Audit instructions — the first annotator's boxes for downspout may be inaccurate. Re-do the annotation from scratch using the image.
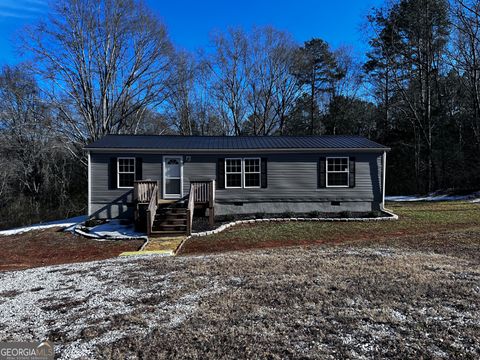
[87,151,91,216]
[382,151,387,210]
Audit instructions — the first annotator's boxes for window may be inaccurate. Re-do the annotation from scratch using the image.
[326,157,349,187]
[225,158,262,189]
[225,158,242,188]
[164,157,182,197]
[118,157,135,188]
[244,158,260,188]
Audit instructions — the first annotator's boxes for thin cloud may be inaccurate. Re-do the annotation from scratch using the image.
[0,9,37,19]
[0,0,47,19]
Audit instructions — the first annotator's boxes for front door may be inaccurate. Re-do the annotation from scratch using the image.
[163,156,183,199]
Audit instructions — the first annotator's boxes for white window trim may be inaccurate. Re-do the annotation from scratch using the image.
[225,158,243,189]
[243,157,261,189]
[117,157,136,189]
[163,156,183,199]
[326,156,349,188]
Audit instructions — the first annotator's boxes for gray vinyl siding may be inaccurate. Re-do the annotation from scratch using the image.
[90,153,162,218]
[181,153,382,203]
[89,151,384,218]
[182,155,217,195]
[213,153,381,203]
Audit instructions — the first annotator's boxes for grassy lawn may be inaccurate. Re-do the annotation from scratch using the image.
[179,201,480,254]
[0,228,144,271]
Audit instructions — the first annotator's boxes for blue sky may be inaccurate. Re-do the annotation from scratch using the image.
[0,0,383,65]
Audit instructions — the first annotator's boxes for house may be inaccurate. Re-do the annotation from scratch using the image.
[85,135,390,235]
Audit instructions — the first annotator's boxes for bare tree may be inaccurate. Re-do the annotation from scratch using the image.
[333,46,364,99]
[22,0,174,160]
[326,46,365,135]
[0,65,86,229]
[245,27,299,135]
[206,28,250,135]
[274,46,302,135]
[0,65,51,198]
[164,51,197,135]
[366,0,450,192]
[205,27,300,136]
[450,0,480,146]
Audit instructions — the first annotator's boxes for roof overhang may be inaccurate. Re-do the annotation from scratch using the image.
[85,147,391,153]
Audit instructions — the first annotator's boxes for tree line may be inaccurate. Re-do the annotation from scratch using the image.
[0,0,479,229]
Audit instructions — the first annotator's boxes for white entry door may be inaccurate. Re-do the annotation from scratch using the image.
[163,156,183,199]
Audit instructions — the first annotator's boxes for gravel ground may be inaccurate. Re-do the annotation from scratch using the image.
[0,229,479,359]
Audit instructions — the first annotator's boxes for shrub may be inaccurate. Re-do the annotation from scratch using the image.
[339,211,352,218]
[368,210,382,218]
[281,211,295,218]
[223,214,235,222]
[308,210,322,218]
[254,212,266,219]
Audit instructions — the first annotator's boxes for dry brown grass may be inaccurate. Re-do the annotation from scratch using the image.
[94,230,480,359]
[0,202,479,358]
[179,201,480,254]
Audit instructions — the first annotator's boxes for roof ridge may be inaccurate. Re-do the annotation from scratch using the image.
[103,134,367,138]
[85,134,390,150]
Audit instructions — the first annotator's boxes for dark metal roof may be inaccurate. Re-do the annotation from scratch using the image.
[85,135,389,151]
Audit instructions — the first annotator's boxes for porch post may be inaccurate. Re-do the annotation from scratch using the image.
[87,151,91,216]
[208,179,215,226]
[382,151,387,210]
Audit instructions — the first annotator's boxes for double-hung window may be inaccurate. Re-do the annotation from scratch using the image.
[118,157,135,188]
[326,157,349,187]
[244,158,260,188]
[225,158,242,188]
[225,158,261,188]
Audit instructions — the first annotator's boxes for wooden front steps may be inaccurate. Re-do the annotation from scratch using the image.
[151,203,188,236]
[134,179,216,237]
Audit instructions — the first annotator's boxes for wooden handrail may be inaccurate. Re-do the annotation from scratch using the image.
[187,180,216,232]
[134,180,158,203]
[146,184,158,236]
[190,181,215,203]
[186,183,195,235]
[136,179,214,235]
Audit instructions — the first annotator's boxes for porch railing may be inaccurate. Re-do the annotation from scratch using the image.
[134,179,215,236]
[145,183,159,236]
[186,180,215,235]
[134,180,159,203]
[134,180,160,235]
[191,180,215,207]
[186,185,195,235]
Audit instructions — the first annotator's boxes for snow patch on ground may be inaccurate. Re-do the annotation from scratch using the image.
[71,220,147,240]
[386,192,480,202]
[0,216,87,236]
[0,216,146,241]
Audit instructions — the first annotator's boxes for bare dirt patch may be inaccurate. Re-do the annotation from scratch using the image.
[0,228,144,271]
